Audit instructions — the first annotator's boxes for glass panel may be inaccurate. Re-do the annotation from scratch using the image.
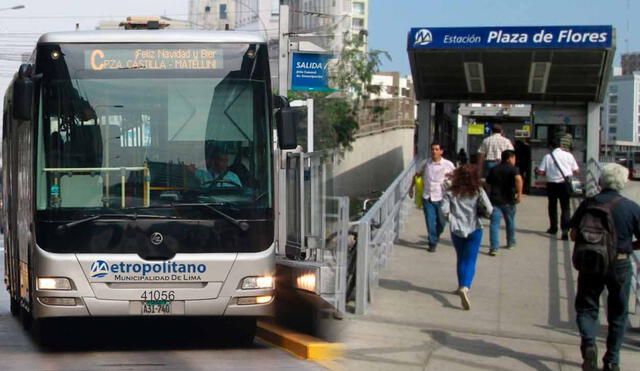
[36,43,272,216]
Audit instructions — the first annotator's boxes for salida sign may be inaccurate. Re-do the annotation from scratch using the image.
[291,52,337,92]
[409,25,613,50]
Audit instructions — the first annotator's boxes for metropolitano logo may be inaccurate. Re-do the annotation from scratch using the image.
[90,260,109,278]
[414,29,433,46]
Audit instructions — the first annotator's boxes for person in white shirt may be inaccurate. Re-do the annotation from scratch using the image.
[409,142,456,252]
[478,125,514,178]
[536,140,579,240]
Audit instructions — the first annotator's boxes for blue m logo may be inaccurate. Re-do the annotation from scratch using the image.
[90,260,109,278]
[414,29,433,46]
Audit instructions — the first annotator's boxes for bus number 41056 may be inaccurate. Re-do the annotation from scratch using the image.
[141,290,175,301]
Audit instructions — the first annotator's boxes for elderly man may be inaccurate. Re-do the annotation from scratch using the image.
[478,125,514,178]
[570,164,640,371]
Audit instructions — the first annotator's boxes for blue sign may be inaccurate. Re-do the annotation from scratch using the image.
[291,53,337,92]
[408,26,613,50]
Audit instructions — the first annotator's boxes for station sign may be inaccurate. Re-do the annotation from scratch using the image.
[467,123,485,135]
[291,52,338,92]
[409,25,613,50]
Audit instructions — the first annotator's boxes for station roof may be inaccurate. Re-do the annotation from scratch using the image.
[408,26,615,103]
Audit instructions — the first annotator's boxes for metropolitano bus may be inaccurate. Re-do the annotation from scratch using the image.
[2,28,297,342]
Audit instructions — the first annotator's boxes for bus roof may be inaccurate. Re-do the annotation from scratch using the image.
[37,30,267,45]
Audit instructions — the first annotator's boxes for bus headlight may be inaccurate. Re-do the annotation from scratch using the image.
[37,277,72,290]
[241,276,274,290]
[237,295,273,305]
[38,297,78,306]
[295,271,317,293]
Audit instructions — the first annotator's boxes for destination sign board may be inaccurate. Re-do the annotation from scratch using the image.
[84,48,223,71]
[409,25,613,50]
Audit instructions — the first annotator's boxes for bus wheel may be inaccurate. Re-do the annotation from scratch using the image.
[9,296,19,316]
[226,318,257,346]
[19,305,32,330]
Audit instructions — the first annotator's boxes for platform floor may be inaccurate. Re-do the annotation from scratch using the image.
[331,183,640,370]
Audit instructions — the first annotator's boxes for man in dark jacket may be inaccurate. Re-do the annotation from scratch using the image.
[570,163,640,371]
[486,150,523,256]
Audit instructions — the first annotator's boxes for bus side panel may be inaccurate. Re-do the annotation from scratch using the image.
[16,115,34,306]
[3,91,22,304]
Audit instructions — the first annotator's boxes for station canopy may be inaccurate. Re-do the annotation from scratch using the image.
[408,25,615,103]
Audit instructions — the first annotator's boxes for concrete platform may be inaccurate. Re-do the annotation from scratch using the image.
[331,184,640,370]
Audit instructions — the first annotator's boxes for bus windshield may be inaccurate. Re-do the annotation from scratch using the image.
[35,43,272,217]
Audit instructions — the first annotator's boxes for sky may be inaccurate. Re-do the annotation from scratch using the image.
[0,0,189,32]
[368,0,639,76]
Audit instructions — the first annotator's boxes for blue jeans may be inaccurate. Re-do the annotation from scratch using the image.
[451,229,483,288]
[423,198,445,247]
[484,160,499,178]
[576,259,632,365]
[489,204,516,250]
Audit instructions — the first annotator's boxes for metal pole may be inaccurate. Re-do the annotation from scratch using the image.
[278,4,290,95]
[355,220,370,315]
[307,98,314,152]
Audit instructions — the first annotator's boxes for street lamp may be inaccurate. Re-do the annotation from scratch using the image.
[0,5,25,11]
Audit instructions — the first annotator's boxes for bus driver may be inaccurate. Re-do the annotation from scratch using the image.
[188,149,242,189]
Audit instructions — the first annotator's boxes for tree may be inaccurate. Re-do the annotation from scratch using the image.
[287,33,391,153]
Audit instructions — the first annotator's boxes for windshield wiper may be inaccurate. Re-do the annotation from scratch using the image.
[170,202,249,232]
[56,213,178,233]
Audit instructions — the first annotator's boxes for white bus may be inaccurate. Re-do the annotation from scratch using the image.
[2,28,297,343]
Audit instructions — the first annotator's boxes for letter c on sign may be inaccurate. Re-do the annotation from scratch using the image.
[90,49,105,70]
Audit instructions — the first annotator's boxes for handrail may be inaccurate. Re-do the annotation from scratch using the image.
[43,166,150,207]
[354,158,417,314]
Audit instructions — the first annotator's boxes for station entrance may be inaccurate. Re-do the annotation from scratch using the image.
[407,25,615,190]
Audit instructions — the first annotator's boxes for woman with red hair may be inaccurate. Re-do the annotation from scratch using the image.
[441,165,492,310]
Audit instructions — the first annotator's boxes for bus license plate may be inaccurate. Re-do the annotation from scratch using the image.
[141,301,172,315]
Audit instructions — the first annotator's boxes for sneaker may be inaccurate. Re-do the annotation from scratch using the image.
[488,249,498,256]
[546,228,558,234]
[602,363,619,371]
[505,244,516,250]
[581,346,598,371]
[459,287,471,310]
[560,233,569,241]
[427,246,436,252]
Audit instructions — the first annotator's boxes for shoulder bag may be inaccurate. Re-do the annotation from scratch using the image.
[550,152,579,196]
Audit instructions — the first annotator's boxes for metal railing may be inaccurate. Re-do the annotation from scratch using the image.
[281,150,351,312]
[353,158,417,314]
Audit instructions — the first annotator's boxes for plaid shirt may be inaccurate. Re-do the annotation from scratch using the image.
[478,133,514,161]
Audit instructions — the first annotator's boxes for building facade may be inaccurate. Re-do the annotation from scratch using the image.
[602,72,640,144]
[621,52,640,75]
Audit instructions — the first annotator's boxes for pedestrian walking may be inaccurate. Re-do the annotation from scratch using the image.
[441,165,493,310]
[536,139,579,240]
[457,148,468,166]
[569,163,640,371]
[485,150,523,256]
[514,139,531,193]
[409,142,456,252]
[477,124,514,178]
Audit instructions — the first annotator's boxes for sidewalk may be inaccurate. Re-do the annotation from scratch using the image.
[330,192,640,370]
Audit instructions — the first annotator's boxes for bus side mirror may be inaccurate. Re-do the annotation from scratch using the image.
[276,107,298,150]
[12,64,34,121]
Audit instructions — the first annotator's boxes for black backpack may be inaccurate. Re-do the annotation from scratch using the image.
[572,197,622,275]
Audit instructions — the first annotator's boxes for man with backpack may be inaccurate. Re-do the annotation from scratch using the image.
[570,163,640,371]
